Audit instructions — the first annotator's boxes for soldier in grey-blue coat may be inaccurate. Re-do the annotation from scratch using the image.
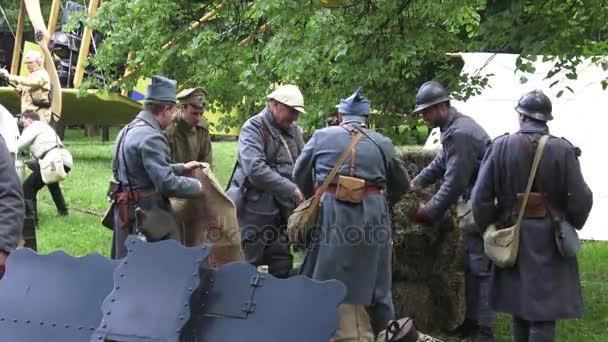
[110,76,204,259]
[226,85,306,279]
[0,134,24,278]
[293,88,409,338]
[471,90,593,342]
[409,81,495,342]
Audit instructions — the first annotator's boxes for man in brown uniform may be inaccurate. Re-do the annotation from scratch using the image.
[0,51,52,124]
[165,87,213,167]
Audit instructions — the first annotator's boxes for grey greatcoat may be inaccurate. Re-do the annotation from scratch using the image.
[226,107,304,276]
[0,134,24,254]
[111,111,202,259]
[471,120,593,321]
[293,120,409,333]
[412,107,493,326]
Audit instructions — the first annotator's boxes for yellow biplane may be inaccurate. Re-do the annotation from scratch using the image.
[0,0,239,135]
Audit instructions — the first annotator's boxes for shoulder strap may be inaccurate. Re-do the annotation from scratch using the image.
[277,134,294,163]
[114,119,150,185]
[224,117,272,191]
[317,131,364,194]
[260,115,291,165]
[260,116,271,154]
[351,125,388,174]
[515,135,550,226]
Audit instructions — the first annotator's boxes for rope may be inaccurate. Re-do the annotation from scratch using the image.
[39,199,104,218]
[0,4,25,57]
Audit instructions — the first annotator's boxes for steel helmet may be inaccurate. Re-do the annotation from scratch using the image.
[267,84,306,114]
[412,80,451,113]
[515,89,553,121]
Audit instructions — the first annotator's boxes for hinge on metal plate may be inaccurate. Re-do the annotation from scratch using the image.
[250,274,265,288]
[241,301,256,314]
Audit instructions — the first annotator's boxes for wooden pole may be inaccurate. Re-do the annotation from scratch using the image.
[73,0,100,87]
[48,0,61,36]
[121,51,134,97]
[239,23,270,46]
[10,0,26,75]
[118,3,225,83]
[161,4,224,51]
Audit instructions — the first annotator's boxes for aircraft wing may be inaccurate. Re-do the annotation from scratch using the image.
[0,87,140,126]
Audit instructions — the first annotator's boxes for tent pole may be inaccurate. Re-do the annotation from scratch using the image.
[10,0,26,75]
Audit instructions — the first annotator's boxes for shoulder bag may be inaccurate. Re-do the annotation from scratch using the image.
[287,130,363,245]
[483,135,549,268]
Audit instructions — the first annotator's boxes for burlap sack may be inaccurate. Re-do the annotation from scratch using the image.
[171,167,244,267]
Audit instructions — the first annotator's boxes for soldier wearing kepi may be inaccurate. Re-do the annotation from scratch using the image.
[226,84,306,279]
[472,90,593,342]
[109,76,204,259]
[165,87,213,167]
[293,87,410,340]
[409,80,495,341]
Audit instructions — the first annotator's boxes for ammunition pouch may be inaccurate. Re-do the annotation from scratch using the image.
[516,192,547,218]
[335,175,366,204]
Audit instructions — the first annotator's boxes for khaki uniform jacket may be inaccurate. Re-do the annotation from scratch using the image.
[165,113,213,167]
[9,68,52,123]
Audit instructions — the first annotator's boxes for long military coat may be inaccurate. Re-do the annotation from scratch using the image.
[413,108,491,275]
[471,120,593,321]
[0,135,24,254]
[292,120,409,333]
[111,111,202,258]
[226,107,304,226]
[164,113,213,166]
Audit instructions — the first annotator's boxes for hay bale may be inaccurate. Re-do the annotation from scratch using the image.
[429,272,466,332]
[433,221,465,274]
[399,147,437,178]
[392,275,466,337]
[392,281,434,332]
[391,188,458,282]
[390,148,466,339]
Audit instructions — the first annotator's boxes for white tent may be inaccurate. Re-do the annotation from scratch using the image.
[424,52,608,241]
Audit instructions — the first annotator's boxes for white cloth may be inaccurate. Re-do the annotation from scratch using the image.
[0,105,20,155]
[17,121,73,168]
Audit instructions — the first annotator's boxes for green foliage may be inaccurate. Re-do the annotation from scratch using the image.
[85,0,485,138]
[79,0,608,138]
[472,0,608,95]
[0,0,49,33]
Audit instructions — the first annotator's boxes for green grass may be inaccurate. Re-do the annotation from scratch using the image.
[32,128,608,341]
[35,128,238,257]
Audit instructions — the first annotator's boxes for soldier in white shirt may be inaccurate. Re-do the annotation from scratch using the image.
[0,104,20,159]
[17,110,72,228]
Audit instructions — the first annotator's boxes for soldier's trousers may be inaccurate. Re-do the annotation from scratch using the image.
[512,317,555,342]
[331,304,375,342]
[22,161,70,217]
[464,232,496,329]
[239,210,292,279]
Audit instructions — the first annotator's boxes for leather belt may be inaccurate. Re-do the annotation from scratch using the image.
[116,187,159,203]
[316,184,383,196]
[516,192,548,219]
